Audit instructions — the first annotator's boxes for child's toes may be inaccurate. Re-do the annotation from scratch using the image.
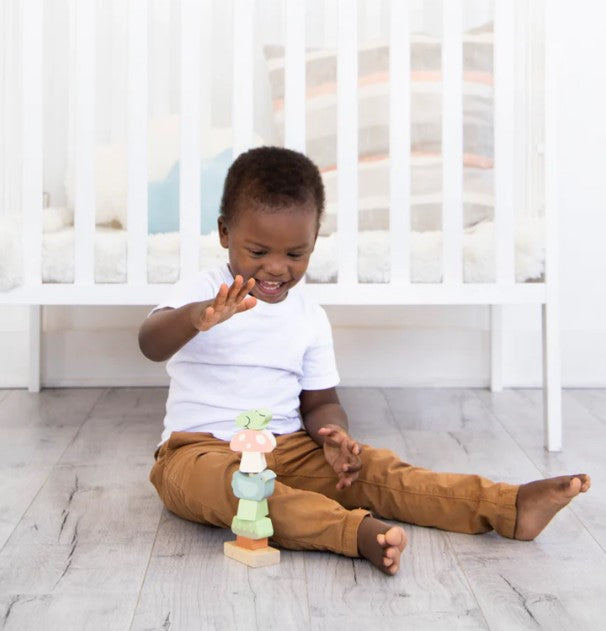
[579,474,591,492]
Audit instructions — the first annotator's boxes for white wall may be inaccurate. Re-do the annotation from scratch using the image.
[1,1,605,389]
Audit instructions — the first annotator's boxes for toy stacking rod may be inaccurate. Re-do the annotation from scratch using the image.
[224,409,280,567]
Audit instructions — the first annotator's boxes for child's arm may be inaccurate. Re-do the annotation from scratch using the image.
[300,387,362,489]
[138,275,256,362]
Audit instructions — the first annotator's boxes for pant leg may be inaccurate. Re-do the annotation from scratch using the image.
[274,431,519,538]
[150,431,369,557]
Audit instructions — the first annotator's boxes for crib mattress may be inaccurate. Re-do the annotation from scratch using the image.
[0,218,544,290]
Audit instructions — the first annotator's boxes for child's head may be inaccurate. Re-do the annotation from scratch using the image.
[219,146,325,228]
[218,146,325,303]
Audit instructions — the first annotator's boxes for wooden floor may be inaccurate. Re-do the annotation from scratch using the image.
[0,387,605,630]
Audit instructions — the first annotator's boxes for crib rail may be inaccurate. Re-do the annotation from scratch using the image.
[441,0,464,285]
[8,0,547,306]
[21,0,43,292]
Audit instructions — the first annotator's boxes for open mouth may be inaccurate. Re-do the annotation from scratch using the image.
[256,279,286,296]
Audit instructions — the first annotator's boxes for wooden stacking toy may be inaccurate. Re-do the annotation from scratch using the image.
[223,409,281,567]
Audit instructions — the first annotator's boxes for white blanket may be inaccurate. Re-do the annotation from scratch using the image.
[0,211,544,290]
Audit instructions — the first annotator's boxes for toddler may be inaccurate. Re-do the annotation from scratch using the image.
[139,146,590,575]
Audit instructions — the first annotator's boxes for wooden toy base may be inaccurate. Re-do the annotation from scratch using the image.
[223,540,280,568]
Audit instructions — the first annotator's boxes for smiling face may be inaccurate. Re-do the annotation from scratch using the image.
[218,201,318,303]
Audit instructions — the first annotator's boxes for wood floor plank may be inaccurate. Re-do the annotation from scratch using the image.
[448,527,606,631]
[0,389,104,550]
[475,388,606,551]
[130,510,310,630]
[0,388,164,631]
[130,385,311,630]
[301,526,489,630]
[2,387,605,631]
[567,389,606,426]
[0,592,136,631]
[383,388,606,631]
[300,388,489,629]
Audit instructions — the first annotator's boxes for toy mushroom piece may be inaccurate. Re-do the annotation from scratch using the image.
[235,408,272,430]
[230,429,277,473]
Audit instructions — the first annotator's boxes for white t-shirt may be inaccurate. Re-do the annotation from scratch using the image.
[153,263,339,444]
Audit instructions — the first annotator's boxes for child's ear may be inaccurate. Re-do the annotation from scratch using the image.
[218,217,229,249]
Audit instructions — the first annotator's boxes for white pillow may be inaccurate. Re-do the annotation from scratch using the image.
[64,118,250,228]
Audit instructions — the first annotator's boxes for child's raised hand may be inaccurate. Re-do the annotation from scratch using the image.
[318,424,362,490]
[193,275,257,331]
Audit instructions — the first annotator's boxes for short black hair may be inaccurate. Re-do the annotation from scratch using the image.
[220,146,325,225]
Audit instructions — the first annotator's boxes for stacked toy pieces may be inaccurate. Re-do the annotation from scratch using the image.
[223,409,281,567]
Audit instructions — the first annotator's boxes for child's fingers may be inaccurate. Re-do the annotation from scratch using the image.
[345,438,361,456]
[336,470,359,490]
[341,438,361,460]
[213,283,229,309]
[318,425,346,442]
[235,296,257,313]
[343,459,362,473]
[234,277,255,303]
[225,275,244,305]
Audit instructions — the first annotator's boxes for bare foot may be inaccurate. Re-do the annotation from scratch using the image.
[357,516,407,575]
[514,474,591,540]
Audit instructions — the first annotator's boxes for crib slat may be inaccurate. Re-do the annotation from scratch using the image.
[150,1,171,117]
[323,0,338,46]
[543,2,562,451]
[336,0,358,285]
[200,1,213,132]
[21,0,43,287]
[232,0,255,158]
[284,0,306,152]
[389,0,410,284]
[180,0,201,278]
[494,0,516,285]
[73,0,96,285]
[127,0,148,286]
[441,0,463,285]
[363,0,382,42]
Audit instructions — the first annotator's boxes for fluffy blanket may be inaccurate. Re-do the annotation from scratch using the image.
[0,209,544,290]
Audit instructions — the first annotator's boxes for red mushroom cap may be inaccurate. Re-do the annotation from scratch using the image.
[229,429,275,453]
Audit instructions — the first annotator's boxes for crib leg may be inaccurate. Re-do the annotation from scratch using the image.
[28,305,41,393]
[490,305,503,392]
[542,299,562,451]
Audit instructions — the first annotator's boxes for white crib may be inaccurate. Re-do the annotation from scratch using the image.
[0,0,562,450]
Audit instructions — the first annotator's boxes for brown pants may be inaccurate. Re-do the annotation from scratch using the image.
[150,430,518,557]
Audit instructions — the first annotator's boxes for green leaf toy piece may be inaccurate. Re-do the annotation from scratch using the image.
[235,408,272,430]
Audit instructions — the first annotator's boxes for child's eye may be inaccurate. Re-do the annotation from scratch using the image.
[249,250,266,257]
[288,252,304,259]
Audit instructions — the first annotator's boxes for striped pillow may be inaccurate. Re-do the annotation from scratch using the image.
[263,25,495,234]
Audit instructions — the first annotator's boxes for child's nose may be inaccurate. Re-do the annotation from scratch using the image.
[264,256,288,276]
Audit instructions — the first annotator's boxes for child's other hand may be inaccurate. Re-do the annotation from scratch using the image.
[193,275,257,331]
[318,424,362,490]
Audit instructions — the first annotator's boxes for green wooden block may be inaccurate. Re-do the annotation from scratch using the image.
[232,470,276,500]
[236,499,269,521]
[231,516,274,539]
[235,409,272,430]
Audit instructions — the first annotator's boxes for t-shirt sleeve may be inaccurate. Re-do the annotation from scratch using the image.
[300,305,340,391]
[149,270,218,316]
